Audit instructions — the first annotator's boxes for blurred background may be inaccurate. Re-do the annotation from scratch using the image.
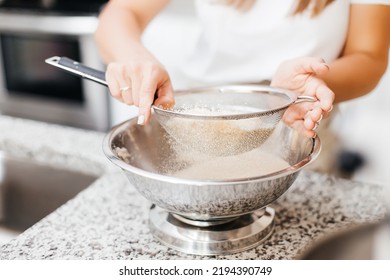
[0,0,389,187]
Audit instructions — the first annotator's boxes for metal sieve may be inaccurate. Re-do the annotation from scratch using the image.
[152,85,316,156]
[45,57,316,157]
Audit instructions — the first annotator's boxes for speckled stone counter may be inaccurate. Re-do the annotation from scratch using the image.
[0,115,388,260]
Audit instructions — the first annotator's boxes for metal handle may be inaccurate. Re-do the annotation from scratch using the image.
[294,95,317,104]
[45,56,161,102]
[45,56,108,86]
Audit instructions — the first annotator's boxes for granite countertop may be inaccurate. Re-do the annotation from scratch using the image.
[0,115,388,260]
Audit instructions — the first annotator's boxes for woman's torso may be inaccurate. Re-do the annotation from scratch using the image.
[179,0,351,85]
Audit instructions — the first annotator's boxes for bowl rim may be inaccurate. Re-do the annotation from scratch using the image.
[102,118,321,185]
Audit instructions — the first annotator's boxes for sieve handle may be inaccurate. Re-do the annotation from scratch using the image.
[294,95,317,104]
[45,56,108,86]
[45,56,159,101]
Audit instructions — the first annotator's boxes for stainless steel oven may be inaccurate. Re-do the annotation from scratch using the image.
[0,1,109,131]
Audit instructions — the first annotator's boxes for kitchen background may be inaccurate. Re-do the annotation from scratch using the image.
[0,0,389,187]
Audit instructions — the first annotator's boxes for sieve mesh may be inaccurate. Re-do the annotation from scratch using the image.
[156,112,279,157]
[153,85,299,157]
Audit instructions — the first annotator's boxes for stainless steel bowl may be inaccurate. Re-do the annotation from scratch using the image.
[103,116,321,221]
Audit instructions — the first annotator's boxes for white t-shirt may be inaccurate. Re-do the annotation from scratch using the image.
[171,0,389,86]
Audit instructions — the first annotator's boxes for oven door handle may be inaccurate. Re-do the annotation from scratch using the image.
[45,56,108,86]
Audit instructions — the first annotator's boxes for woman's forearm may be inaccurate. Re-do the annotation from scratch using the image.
[322,52,388,103]
[95,0,170,63]
[324,4,390,103]
[95,5,146,63]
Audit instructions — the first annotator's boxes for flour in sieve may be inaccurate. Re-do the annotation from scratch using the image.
[172,105,247,116]
[160,106,275,157]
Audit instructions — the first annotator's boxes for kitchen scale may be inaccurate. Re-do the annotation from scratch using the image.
[149,205,275,255]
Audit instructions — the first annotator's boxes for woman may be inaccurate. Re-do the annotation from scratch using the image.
[95,0,389,138]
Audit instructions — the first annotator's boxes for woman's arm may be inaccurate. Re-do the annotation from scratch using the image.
[321,4,390,103]
[95,0,170,62]
[95,0,174,125]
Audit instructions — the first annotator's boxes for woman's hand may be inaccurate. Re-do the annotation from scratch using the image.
[271,57,335,138]
[105,54,175,125]
[95,0,174,125]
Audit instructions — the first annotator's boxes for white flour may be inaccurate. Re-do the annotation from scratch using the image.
[172,148,290,180]
[159,105,275,157]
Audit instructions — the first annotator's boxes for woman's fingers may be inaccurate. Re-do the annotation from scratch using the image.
[315,83,335,112]
[105,63,122,102]
[129,65,141,106]
[272,56,335,138]
[290,120,317,138]
[106,62,134,105]
[296,57,329,76]
[283,102,324,138]
[105,60,175,125]
[154,81,175,109]
[137,66,158,125]
[119,66,133,105]
[137,64,174,125]
[282,101,315,125]
[303,106,322,130]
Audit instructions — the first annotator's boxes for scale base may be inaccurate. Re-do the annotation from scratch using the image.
[149,205,275,255]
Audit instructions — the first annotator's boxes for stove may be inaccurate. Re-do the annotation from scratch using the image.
[0,0,106,15]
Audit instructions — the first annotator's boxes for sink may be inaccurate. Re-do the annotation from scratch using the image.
[0,152,98,244]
